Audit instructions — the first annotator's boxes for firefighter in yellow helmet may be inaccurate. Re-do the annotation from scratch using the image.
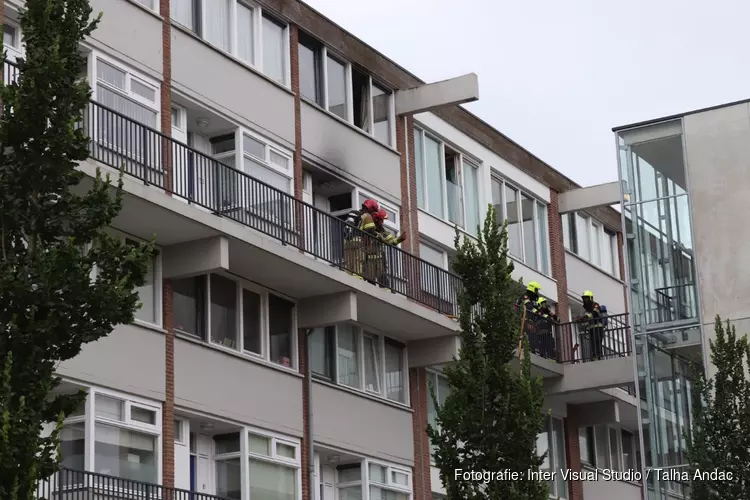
[516,281,542,312]
[579,290,604,360]
[532,296,559,359]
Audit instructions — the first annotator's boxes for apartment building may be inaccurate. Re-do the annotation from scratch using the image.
[609,98,750,500]
[3,0,651,499]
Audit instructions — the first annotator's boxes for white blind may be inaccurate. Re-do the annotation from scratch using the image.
[249,459,296,500]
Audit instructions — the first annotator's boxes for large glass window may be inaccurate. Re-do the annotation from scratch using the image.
[211,273,238,349]
[505,184,522,258]
[298,34,323,105]
[337,325,360,388]
[384,339,405,403]
[426,372,451,458]
[125,238,160,326]
[170,1,289,85]
[521,193,537,269]
[335,461,410,500]
[414,128,481,233]
[372,83,391,145]
[269,294,295,367]
[173,276,207,339]
[326,55,348,120]
[538,417,567,498]
[309,326,335,379]
[564,212,620,277]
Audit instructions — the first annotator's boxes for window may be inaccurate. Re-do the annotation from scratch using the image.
[214,432,242,500]
[414,128,481,235]
[326,55,348,120]
[171,274,297,368]
[426,371,451,459]
[418,242,452,299]
[93,54,159,161]
[125,238,161,326]
[580,425,641,475]
[61,389,161,485]
[538,417,567,499]
[315,324,408,404]
[298,34,323,105]
[491,176,550,275]
[170,0,289,85]
[3,23,23,61]
[335,460,411,500]
[564,212,620,276]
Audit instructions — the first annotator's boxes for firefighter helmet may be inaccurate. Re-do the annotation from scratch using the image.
[362,199,379,213]
[582,290,594,299]
[536,296,547,306]
[373,209,387,225]
[527,281,541,293]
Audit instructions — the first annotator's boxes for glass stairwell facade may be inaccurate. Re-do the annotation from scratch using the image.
[616,119,703,500]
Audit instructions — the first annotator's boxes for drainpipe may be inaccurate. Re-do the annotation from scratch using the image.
[305,328,315,500]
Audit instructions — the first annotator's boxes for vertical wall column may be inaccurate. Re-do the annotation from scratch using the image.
[396,115,420,255]
[159,0,175,488]
[563,409,584,500]
[290,25,303,201]
[162,279,176,488]
[298,330,312,500]
[548,190,571,357]
[409,368,432,500]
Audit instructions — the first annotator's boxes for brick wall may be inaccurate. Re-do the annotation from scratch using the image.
[290,25,303,201]
[160,0,172,194]
[548,190,571,362]
[396,115,420,255]
[563,411,584,500]
[162,279,175,488]
[409,368,432,500]
[298,330,311,500]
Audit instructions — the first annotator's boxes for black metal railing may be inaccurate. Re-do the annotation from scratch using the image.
[520,314,558,361]
[654,283,697,323]
[2,58,464,316]
[38,467,231,500]
[557,313,631,363]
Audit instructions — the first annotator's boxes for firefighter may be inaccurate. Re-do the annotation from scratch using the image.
[366,209,407,290]
[533,296,559,359]
[580,290,605,360]
[343,199,380,277]
[516,282,542,312]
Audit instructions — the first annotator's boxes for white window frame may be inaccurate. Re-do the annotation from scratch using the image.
[173,272,299,371]
[490,175,551,276]
[418,242,453,300]
[413,126,483,234]
[91,51,161,123]
[583,425,641,475]
[333,458,413,500]
[3,20,24,61]
[312,324,410,406]
[237,127,294,191]
[541,416,567,500]
[61,385,163,485]
[565,212,620,277]
[426,370,451,463]
[132,0,158,11]
[170,0,290,87]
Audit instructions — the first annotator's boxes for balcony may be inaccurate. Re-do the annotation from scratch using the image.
[38,468,230,500]
[2,59,462,318]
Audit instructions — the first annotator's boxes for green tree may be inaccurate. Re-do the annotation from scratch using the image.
[428,205,548,500]
[0,2,153,499]
[686,316,750,499]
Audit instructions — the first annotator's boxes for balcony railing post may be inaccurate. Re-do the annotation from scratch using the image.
[436,267,444,314]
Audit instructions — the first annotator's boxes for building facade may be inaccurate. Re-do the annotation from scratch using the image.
[3,0,654,499]
[614,98,750,500]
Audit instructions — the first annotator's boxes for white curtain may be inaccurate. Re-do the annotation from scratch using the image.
[262,16,285,83]
[204,0,231,52]
[363,335,380,393]
[171,0,194,30]
[237,3,254,63]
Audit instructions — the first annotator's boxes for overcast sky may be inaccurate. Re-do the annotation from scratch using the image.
[304,0,750,187]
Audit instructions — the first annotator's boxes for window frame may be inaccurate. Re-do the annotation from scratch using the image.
[61,385,163,485]
[426,370,451,463]
[414,126,484,235]
[581,424,642,478]
[3,20,24,61]
[91,51,161,123]
[172,272,299,371]
[310,324,409,406]
[170,0,291,87]
[333,458,412,500]
[541,416,568,499]
[490,174,551,275]
[564,212,620,277]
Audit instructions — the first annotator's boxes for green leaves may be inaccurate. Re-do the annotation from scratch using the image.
[0,2,150,499]
[429,205,548,500]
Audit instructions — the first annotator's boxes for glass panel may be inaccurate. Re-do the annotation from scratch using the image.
[237,3,254,64]
[327,56,347,119]
[299,40,321,104]
[576,214,590,260]
[310,326,333,378]
[276,442,296,459]
[491,177,503,217]
[248,433,270,455]
[562,213,571,250]
[363,335,380,393]
[444,151,461,225]
[3,25,17,48]
[621,430,635,470]
[521,194,537,268]
[210,274,238,349]
[385,340,404,402]
[462,160,479,235]
[591,222,602,266]
[609,427,621,471]
[552,418,567,496]
[603,230,615,274]
[97,60,127,90]
[339,487,362,500]
[594,425,609,468]
[368,463,387,483]
[171,0,194,30]
[216,458,242,500]
[415,130,425,209]
[337,325,359,388]
[174,419,182,442]
[131,406,156,425]
[270,150,289,170]
[60,423,86,472]
[130,79,156,103]
[95,395,124,421]
[243,134,266,159]
[372,84,391,145]
[242,289,262,354]
[579,427,593,464]
[337,464,361,483]
[94,423,157,483]
[215,432,241,454]
[537,418,550,472]
[369,487,407,500]
[203,0,231,51]
[173,276,206,338]
[262,16,285,84]
[424,135,444,219]
[134,254,156,323]
[504,185,522,258]
[537,202,549,275]
[269,295,294,367]
[392,471,409,487]
[249,459,297,500]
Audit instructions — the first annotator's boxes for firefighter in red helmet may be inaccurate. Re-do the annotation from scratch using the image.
[363,209,406,291]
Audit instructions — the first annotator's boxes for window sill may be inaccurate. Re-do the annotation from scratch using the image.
[300,96,400,156]
[170,21,294,98]
[132,319,167,334]
[125,0,163,21]
[312,377,412,412]
[564,249,624,283]
[175,331,303,378]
